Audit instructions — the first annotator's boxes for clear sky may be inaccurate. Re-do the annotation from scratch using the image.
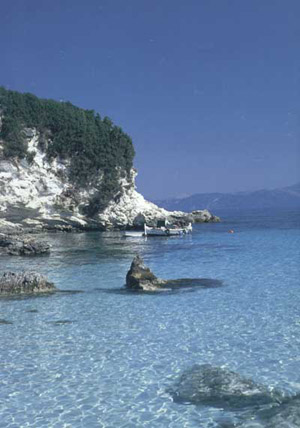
[1,0,299,199]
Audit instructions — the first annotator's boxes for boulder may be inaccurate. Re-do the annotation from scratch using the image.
[8,239,50,255]
[0,233,50,255]
[0,271,56,295]
[168,364,284,410]
[125,256,223,292]
[126,255,164,291]
[191,210,220,223]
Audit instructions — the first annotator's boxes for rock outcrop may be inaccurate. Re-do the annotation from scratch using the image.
[0,233,50,255]
[0,130,218,231]
[0,271,56,295]
[0,219,23,235]
[125,256,223,292]
[190,210,220,223]
[126,255,164,291]
[168,364,284,409]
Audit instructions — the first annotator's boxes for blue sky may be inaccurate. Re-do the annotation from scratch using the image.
[1,0,299,199]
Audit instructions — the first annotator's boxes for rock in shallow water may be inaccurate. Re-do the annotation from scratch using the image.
[0,233,50,256]
[222,394,300,427]
[257,395,300,428]
[7,239,50,256]
[169,364,284,410]
[0,272,56,295]
[125,256,223,292]
[125,255,164,291]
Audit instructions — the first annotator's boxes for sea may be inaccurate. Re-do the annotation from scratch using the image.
[0,209,299,427]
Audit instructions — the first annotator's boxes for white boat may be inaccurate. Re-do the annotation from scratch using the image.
[144,222,192,237]
[124,231,144,238]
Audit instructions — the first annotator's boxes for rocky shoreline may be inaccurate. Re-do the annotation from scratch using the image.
[0,130,220,233]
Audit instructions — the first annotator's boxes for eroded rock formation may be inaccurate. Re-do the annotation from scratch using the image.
[126,255,164,291]
[125,256,223,292]
[0,271,56,295]
[0,130,218,231]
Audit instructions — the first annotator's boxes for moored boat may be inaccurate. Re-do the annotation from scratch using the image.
[124,231,144,238]
[144,222,192,236]
[124,220,192,237]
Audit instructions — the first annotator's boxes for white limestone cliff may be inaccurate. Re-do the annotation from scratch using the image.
[97,169,194,229]
[0,129,218,232]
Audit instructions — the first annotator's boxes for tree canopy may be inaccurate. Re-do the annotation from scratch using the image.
[0,87,135,213]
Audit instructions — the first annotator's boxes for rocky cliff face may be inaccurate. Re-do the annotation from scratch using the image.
[0,129,218,232]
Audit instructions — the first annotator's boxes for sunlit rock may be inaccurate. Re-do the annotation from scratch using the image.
[0,132,218,231]
[126,255,164,291]
[191,210,220,223]
[0,272,56,295]
[125,256,223,292]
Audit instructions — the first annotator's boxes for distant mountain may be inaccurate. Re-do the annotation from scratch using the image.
[154,183,300,213]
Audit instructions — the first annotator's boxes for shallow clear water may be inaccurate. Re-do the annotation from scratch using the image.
[0,209,299,427]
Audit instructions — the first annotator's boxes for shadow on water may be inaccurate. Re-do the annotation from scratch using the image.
[94,278,224,296]
[56,289,84,294]
[0,289,84,301]
[0,319,13,325]
[47,320,75,325]
[162,278,223,289]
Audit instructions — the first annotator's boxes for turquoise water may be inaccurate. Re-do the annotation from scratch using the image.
[0,210,299,427]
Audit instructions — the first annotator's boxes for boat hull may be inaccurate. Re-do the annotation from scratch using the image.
[144,223,192,236]
[124,231,144,238]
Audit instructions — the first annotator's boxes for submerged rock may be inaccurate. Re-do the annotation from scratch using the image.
[50,320,74,325]
[257,394,300,428]
[222,394,300,427]
[0,319,13,325]
[125,256,223,292]
[0,233,50,256]
[0,272,56,295]
[169,364,284,410]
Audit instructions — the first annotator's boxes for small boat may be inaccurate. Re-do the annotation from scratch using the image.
[144,222,192,237]
[124,231,144,238]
